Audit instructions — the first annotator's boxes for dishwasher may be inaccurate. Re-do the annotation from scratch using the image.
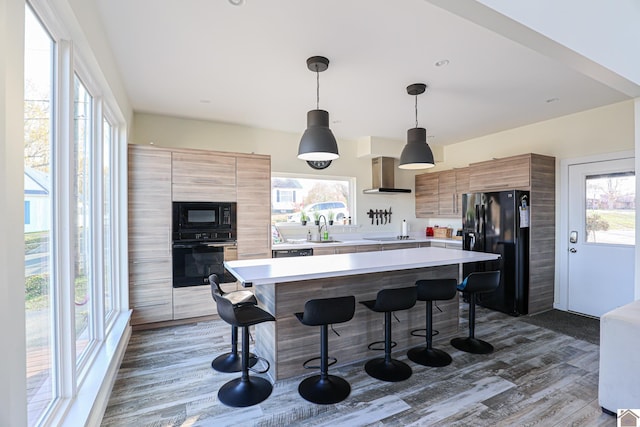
[272,248,314,258]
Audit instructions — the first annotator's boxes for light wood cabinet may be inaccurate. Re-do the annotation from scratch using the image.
[382,243,419,251]
[128,146,173,325]
[171,150,237,201]
[236,156,271,260]
[415,173,438,217]
[312,246,336,256]
[416,167,470,218]
[468,154,531,192]
[173,281,237,320]
[356,244,381,252]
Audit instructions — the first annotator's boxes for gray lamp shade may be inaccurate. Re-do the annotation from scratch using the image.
[298,109,339,161]
[399,127,435,169]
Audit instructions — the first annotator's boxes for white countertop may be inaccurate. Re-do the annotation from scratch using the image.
[225,246,499,287]
[271,236,462,251]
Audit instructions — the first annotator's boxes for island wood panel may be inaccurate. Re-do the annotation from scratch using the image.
[236,156,271,260]
[527,154,556,314]
[171,151,237,201]
[468,154,531,192]
[254,264,459,380]
[437,170,456,216]
[415,173,438,217]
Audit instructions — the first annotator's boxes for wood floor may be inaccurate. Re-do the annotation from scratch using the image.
[101,305,615,426]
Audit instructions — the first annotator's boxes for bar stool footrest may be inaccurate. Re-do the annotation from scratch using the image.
[248,355,271,374]
[211,352,258,373]
[302,355,337,370]
[367,340,397,351]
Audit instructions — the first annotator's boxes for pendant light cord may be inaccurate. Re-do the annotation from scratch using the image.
[316,67,320,110]
[414,94,418,128]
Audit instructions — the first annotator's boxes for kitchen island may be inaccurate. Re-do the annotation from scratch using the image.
[225,246,499,380]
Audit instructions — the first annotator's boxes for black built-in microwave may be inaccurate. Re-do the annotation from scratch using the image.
[172,201,236,242]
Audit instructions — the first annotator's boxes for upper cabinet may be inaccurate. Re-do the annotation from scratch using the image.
[468,154,531,192]
[415,167,470,218]
[171,150,237,201]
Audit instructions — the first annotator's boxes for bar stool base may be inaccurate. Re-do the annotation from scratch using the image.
[218,377,273,407]
[450,337,494,354]
[211,352,257,373]
[298,375,351,404]
[407,346,452,367]
[364,358,412,382]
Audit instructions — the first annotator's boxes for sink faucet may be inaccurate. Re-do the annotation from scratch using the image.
[318,215,328,240]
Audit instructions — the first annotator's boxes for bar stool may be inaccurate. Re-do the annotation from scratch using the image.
[295,295,356,404]
[450,271,501,354]
[360,286,417,382]
[209,274,258,373]
[213,292,275,407]
[407,278,458,367]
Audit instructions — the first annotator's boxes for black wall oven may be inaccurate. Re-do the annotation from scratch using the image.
[172,202,237,287]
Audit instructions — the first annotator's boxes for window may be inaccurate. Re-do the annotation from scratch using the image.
[23,3,125,425]
[271,174,354,225]
[24,4,56,424]
[585,172,635,245]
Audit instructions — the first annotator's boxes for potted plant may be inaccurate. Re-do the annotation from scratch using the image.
[313,211,321,225]
[328,210,335,225]
[300,211,308,226]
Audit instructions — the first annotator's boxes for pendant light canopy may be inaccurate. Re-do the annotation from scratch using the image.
[399,83,435,170]
[298,56,339,162]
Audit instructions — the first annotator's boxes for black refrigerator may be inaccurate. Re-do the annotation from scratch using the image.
[462,190,530,316]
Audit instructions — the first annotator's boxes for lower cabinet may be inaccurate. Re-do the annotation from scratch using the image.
[173,282,238,320]
[129,257,173,325]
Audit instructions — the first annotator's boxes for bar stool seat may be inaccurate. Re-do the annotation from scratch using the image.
[360,286,417,382]
[450,271,501,354]
[295,295,356,404]
[407,278,458,367]
[214,293,275,407]
[209,274,258,373]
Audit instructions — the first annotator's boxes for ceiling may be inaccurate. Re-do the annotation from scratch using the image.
[95,0,631,147]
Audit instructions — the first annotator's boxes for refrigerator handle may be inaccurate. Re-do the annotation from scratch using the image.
[475,204,480,233]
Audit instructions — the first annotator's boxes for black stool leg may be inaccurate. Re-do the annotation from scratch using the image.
[298,325,351,404]
[212,326,258,373]
[364,311,412,382]
[217,326,273,407]
[451,293,494,354]
[408,301,453,367]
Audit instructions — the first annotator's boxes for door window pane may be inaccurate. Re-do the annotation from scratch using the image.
[74,75,93,360]
[24,4,56,424]
[585,172,635,245]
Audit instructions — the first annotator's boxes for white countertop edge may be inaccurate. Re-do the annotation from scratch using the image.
[225,247,499,287]
[272,236,462,250]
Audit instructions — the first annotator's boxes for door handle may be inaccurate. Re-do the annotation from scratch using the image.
[569,248,577,253]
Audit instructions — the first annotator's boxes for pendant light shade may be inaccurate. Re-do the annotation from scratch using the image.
[399,83,435,170]
[298,56,339,161]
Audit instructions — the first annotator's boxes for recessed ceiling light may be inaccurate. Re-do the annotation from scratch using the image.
[149,141,155,145]
[200,99,211,104]
[434,59,450,67]
[546,97,560,103]
[228,0,244,5]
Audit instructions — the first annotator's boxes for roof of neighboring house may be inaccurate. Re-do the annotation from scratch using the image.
[272,178,303,189]
[24,167,50,195]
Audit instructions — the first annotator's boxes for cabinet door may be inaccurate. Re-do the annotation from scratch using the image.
[356,244,382,252]
[312,246,336,256]
[415,173,439,217]
[469,154,531,192]
[455,168,470,214]
[128,146,172,259]
[129,257,173,325]
[236,156,271,260]
[335,245,357,254]
[171,151,237,201]
[438,170,456,216]
[382,243,419,250]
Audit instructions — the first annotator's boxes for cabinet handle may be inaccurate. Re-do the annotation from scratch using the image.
[132,301,170,308]
[132,259,169,264]
[131,279,170,286]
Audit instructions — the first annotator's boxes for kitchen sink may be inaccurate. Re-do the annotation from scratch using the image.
[309,239,341,244]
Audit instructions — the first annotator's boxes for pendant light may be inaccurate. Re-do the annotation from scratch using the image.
[399,83,435,169]
[298,56,339,162]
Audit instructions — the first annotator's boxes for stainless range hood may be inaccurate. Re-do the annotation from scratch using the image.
[363,157,412,194]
